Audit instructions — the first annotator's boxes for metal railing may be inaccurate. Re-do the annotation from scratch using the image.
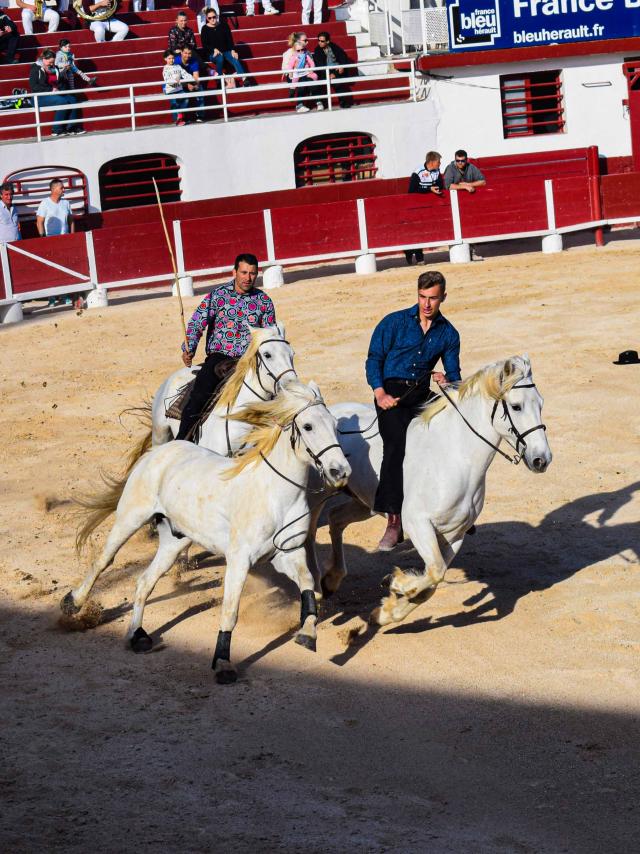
[365,0,449,56]
[3,56,418,142]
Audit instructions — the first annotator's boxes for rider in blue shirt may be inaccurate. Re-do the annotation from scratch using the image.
[365,270,461,550]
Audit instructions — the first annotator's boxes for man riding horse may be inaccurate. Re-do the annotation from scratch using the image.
[176,253,277,441]
[366,270,461,550]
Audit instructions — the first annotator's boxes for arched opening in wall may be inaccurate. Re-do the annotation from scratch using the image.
[99,153,181,211]
[294,133,377,187]
[3,165,88,237]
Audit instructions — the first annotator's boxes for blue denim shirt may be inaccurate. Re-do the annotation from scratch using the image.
[365,305,461,390]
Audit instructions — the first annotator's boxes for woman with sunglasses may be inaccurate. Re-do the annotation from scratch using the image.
[282,31,322,113]
[200,7,251,83]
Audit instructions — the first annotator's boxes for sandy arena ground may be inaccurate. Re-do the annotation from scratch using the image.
[1,241,639,853]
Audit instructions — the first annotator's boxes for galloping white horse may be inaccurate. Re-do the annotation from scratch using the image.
[62,381,351,683]
[150,324,296,453]
[310,355,552,623]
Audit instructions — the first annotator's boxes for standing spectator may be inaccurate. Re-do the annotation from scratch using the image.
[17,0,60,35]
[245,0,279,15]
[200,8,251,82]
[282,32,322,114]
[77,0,129,42]
[37,178,74,237]
[168,11,197,55]
[443,149,486,260]
[404,150,443,265]
[162,49,194,126]
[29,49,83,137]
[56,39,96,89]
[0,12,19,65]
[175,46,205,123]
[312,31,352,109]
[301,0,321,26]
[0,183,21,243]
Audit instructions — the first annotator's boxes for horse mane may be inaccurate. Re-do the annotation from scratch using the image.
[222,380,321,477]
[215,327,283,411]
[421,356,529,426]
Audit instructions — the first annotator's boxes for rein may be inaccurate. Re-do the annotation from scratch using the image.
[438,381,546,465]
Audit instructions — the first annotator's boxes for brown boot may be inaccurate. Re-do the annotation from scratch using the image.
[377,513,403,552]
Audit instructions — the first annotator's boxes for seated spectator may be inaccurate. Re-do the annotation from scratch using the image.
[78,1,129,42]
[200,8,252,84]
[132,0,155,10]
[443,149,486,193]
[29,48,84,137]
[282,32,322,114]
[162,49,194,126]
[56,39,96,89]
[246,0,279,15]
[175,46,205,123]
[404,151,443,265]
[196,2,219,32]
[18,0,60,35]
[0,12,19,65]
[168,11,197,55]
[312,31,352,109]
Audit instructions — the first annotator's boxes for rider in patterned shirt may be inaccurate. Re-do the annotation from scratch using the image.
[176,253,276,441]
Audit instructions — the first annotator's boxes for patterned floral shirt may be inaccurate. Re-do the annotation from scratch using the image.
[182,281,277,357]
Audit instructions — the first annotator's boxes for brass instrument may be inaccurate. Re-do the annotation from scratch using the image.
[34,0,57,19]
[72,0,117,22]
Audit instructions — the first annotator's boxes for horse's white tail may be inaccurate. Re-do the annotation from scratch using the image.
[74,415,153,555]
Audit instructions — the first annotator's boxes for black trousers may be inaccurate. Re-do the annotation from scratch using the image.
[176,352,237,441]
[373,379,433,515]
[0,31,18,63]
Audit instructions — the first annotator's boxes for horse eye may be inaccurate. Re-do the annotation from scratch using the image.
[303,423,313,432]
[511,404,522,412]
[264,352,272,359]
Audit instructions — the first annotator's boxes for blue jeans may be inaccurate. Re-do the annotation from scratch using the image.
[211,51,246,77]
[39,93,80,135]
[167,94,188,122]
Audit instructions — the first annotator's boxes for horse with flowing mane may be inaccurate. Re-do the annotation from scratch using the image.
[150,324,296,453]
[61,381,350,683]
[311,355,552,624]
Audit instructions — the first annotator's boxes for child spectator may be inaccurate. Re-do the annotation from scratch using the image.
[282,32,321,113]
[162,49,195,126]
[56,39,96,89]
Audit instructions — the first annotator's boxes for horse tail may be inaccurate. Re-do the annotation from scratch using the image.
[74,418,152,555]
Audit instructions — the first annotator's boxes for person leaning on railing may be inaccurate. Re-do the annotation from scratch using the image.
[0,12,19,65]
[29,48,85,137]
[162,49,195,126]
[282,31,323,114]
[0,183,21,243]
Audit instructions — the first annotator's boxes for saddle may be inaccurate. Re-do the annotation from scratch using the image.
[164,358,237,421]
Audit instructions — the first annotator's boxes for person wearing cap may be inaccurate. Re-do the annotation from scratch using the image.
[365,270,461,551]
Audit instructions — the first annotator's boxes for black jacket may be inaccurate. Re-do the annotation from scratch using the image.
[0,14,18,36]
[200,20,235,56]
[312,42,350,72]
[29,62,69,93]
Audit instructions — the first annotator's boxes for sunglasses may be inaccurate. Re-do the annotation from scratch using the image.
[455,158,467,163]
[207,15,216,19]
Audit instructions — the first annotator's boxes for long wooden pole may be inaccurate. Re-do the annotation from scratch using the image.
[152,177,190,358]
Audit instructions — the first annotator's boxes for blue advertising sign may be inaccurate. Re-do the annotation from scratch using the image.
[447,0,640,51]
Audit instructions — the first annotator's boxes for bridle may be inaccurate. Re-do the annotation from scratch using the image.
[439,380,546,465]
[251,338,296,397]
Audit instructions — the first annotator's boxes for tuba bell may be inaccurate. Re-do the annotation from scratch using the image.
[72,0,118,21]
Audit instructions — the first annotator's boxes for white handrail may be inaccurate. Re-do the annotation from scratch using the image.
[4,56,418,141]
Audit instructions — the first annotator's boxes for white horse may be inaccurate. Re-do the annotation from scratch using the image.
[62,381,351,683]
[150,324,296,453]
[309,355,552,624]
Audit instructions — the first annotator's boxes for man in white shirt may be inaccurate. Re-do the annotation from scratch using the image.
[36,178,74,237]
[17,0,61,35]
[0,183,21,243]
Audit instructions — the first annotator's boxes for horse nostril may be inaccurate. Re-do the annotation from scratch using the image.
[329,467,341,479]
[533,457,545,471]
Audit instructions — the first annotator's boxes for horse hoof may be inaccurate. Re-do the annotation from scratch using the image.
[60,591,80,616]
[130,627,153,653]
[295,633,317,652]
[213,660,237,684]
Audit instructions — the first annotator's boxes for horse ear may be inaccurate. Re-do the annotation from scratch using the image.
[520,353,532,375]
[308,380,322,399]
[276,321,286,339]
